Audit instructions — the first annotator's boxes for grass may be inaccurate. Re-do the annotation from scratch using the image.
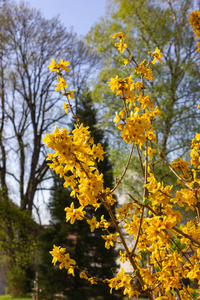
[0,295,148,300]
[0,295,32,300]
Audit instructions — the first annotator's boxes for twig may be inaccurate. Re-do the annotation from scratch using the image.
[109,143,135,195]
[130,205,144,257]
[74,154,91,179]
[170,237,193,266]
[172,226,200,247]
[122,90,129,117]
[128,193,157,216]
[128,194,144,207]
[136,144,145,178]
[126,47,139,67]
[160,152,195,191]
[195,201,200,224]
[63,90,80,125]
[144,138,148,199]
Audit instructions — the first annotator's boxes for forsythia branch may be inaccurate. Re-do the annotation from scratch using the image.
[45,10,200,300]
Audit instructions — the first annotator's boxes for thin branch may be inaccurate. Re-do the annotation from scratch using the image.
[130,205,144,258]
[109,143,135,195]
[33,203,42,225]
[6,172,20,183]
[170,237,193,266]
[173,226,200,247]
[136,144,145,178]
[128,193,157,217]
[160,152,196,191]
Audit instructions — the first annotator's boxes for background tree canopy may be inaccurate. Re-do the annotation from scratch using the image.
[85,0,200,198]
[87,0,200,158]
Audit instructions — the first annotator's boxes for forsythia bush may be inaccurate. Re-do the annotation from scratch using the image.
[43,10,200,300]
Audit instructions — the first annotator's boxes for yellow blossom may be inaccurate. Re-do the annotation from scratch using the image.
[49,245,66,265]
[47,58,70,73]
[80,271,88,279]
[47,58,60,72]
[45,15,200,298]
[111,32,126,40]
[59,59,70,72]
[66,89,76,99]
[65,202,86,224]
[55,77,68,92]
[101,233,118,249]
[87,216,97,232]
[123,58,129,65]
[115,40,128,53]
[63,102,69,114]
[143,147,157,159]
[112,32,128,53]
[68,266,75,276]
[150,47,164,64]
[59,253,76,270]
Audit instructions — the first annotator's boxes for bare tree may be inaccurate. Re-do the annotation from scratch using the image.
[0,1,98,217]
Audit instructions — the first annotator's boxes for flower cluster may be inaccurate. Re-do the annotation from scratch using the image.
[49,245,76,276]
[109,43,162,149]
[108,268,140,298]
[112,32,128,53]
[43,124,116,211]
[189,10,200,39]
[189,10,200,57]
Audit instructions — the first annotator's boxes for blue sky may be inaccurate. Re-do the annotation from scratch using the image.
[15,0,106,36]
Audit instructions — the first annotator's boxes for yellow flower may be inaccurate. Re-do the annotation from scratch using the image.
[55,77,67,92]
[59,253,76,270]
[115,40,128,53]
[111,32,126,40]
[68,266,75,276]
[150,47,164,64]
[188,10,200,31]
[66,89,76,99]
[112,32,127,53]
[88,277,97,284]
[135,60,153,81]
[63,102,69,114]
[87,216,97,232]
[101,233,118,249]
[123,59,129,65]
[108,75,133,96]
[59,59,70,72]
[113,112,121,125]
[47,58,60,72]
[80,271,88,279]
[49,245,66,265]
[119,250,128,263]
[47,58,70,73]
[65,202,86,224]
[144,147,157,160]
